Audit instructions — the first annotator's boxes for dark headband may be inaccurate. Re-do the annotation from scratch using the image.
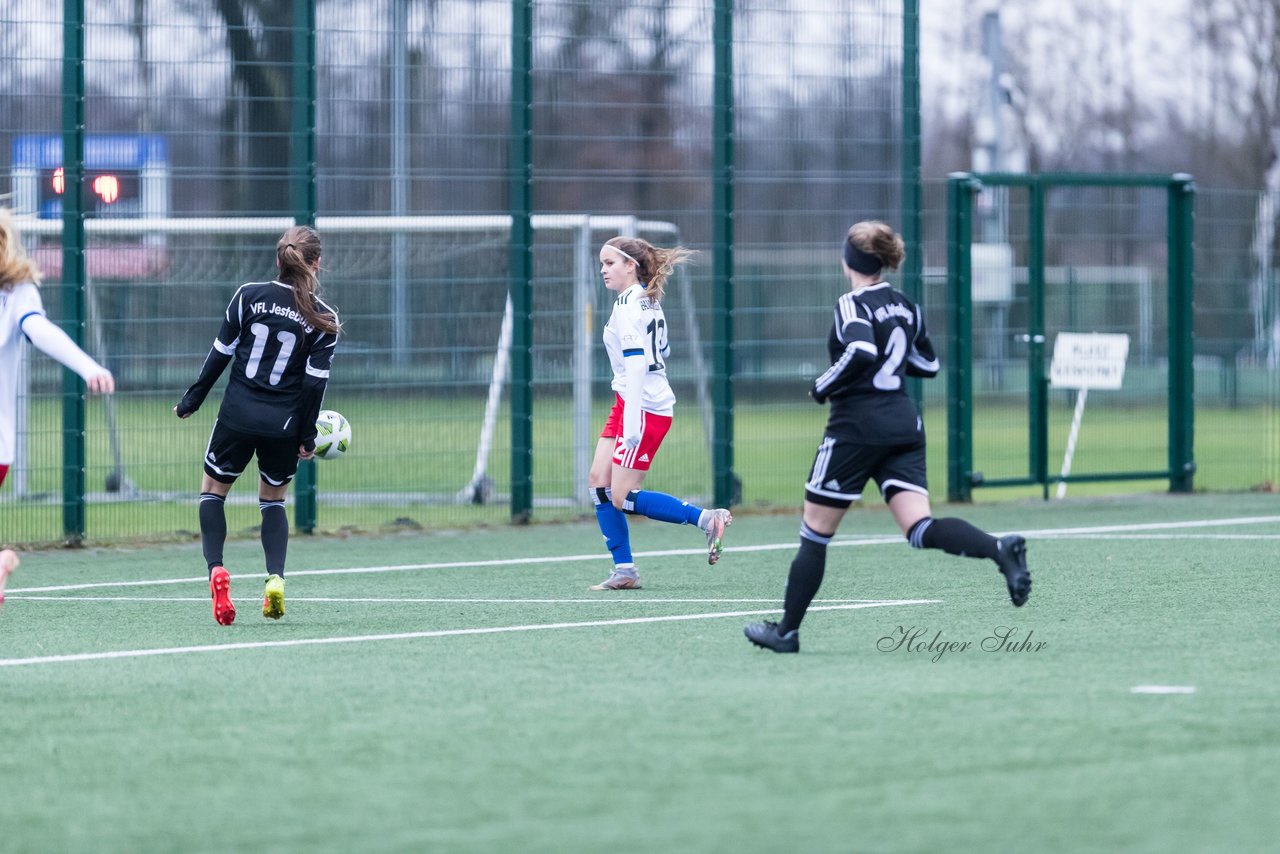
[843,240,882,275]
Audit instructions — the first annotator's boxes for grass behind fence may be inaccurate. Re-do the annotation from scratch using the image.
[2,392,1275,546]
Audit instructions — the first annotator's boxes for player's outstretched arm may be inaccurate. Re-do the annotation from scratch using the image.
[20,313,114,394]
[175,345,232,418]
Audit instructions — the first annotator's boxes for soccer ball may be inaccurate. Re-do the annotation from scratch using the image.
[313,410,351,460]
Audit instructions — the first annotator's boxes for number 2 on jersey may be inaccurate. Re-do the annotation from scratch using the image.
[245,322,297,386]
[873,326,907,390]
[646,318,667,372]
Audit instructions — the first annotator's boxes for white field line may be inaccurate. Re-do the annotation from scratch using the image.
[1018,516,1280,536]
[3,596,887,605]
[7,514,1279,597]
[1032,534,1280,540]
[0,600,940,668]
[1131,685,1197,695]
[2,536,899,594]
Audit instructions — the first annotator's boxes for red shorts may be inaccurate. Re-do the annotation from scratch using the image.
[601,393,672,471]
[0,464,7,489]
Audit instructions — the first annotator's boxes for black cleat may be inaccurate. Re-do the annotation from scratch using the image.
[995,535,1031,607]
[744,620,799,653]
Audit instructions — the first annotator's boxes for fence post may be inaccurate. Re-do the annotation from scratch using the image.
[946,173,978,502]
[508,0,534,522]
[61,0,87,545]
[712,0,738,508]
[291,0,319,533]
[901,0,924,406]
[1028,177,1048,498]
[1168,174,1196,492]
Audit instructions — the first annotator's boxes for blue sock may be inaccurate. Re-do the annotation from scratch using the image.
[592,487,633,567]
[623,489,703,526]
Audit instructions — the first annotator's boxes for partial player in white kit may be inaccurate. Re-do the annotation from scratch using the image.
[587,236,733,591]
[0,209,116,606]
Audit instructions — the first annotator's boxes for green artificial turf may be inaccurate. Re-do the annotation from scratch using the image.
[1,493,1276,852]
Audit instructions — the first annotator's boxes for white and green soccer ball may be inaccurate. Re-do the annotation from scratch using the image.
[313,409,351,460]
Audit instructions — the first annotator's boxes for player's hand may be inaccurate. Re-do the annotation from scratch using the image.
[173,405,191,420]
[809,388,827,405]
[298,444,315,461]
[86,371,115,395]
[622,433,641,450]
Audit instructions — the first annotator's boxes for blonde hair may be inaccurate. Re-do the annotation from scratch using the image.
[0,208,42,290]
[604,236,695,301]
[276,225,339,335]
[847,220,905,272]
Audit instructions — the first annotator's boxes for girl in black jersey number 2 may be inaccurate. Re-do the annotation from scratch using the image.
[745,221,1031,653]
[175,226,339,626]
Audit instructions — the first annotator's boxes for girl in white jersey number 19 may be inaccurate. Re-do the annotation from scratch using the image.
[587,236,732,591]
[0,209,116,606]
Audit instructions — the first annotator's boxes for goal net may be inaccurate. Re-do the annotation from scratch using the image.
[11,215,712,513]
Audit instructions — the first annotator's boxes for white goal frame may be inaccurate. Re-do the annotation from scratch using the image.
[12,215,712,508]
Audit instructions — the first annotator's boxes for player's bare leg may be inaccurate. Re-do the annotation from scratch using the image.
[0,548,20,609]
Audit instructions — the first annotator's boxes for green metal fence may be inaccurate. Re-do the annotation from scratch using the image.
[2,0,920,546]
[943,172,1196,502]
[3,3,1277,550]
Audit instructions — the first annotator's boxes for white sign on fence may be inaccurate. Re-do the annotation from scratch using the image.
[1048,332,1130,498]
[1050,332,1130,390]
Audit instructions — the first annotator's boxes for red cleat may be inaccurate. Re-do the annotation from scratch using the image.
[209,565,235,626]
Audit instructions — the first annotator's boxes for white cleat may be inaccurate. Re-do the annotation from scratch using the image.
[704,508,733,565]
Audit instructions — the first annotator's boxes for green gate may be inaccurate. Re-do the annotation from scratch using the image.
[945,172,1196,502]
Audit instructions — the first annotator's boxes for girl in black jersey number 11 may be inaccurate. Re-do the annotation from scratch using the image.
[174,226,340,626]
[744,221,1031,653]
[587,236,733,591]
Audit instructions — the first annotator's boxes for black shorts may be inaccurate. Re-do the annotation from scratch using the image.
[803,434,929,508]
[204,420,301,486]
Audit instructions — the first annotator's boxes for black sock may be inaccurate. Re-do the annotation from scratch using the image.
[199,492,227,576]
[260,500,288,577]
[779,524,832,634]
[908,517,998,560]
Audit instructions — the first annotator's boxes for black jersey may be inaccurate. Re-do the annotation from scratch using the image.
[177,280,338,443]
[810,282,939,445]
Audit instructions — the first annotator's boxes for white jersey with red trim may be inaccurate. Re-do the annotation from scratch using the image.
[0,283,46,464]
[603,283,676,414]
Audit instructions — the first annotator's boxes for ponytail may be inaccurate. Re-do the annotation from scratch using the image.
[603,236,696,302]
[276,225,339,335]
